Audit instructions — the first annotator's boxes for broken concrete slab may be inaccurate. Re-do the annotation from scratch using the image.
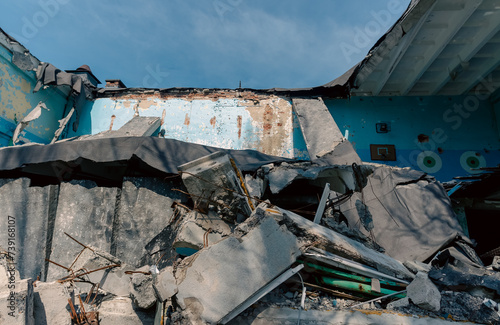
[68,247,132,297]
[109,116,161,137]
[220,264,304,324]
[429,263,500,295]
[115,177,186,267]
[339,166,466,262]
[129,266,156,310]
[315,140,362,165]
[407,272,441,312]
[172,210,230,253]
[33,281,71,325]
[228,306,478,325]
[178,151,253,219]
[440,291,500,324]
[244,173,264,206]
[153,266,177,302]
[98,297,155,325]
[291,97,344,159]
[0,178,56,280]
[267,163,356,194]
[386,297,410,310]
[275,206,414,281]
[173,220,225,252]
[404,260,432,274]
[175,212,301,324]
[0,279,34,325]
[47,180,118,281]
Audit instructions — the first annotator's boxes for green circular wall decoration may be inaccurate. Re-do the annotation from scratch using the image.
[423,156,436,168]
[417,151,442,174]
[460,151,486,174]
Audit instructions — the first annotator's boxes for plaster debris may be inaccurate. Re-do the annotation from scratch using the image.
[0,133,498,325]
[129,266,156,310]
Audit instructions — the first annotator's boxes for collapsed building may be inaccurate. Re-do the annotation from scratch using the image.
[1,0,500,324]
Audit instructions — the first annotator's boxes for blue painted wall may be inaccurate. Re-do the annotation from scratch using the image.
[325,96,500,181]
[0,44,69,146]
[68,94,310,160]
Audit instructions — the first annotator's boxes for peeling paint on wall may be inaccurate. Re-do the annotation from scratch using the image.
[69,92,308,159]
[0,45,69,146]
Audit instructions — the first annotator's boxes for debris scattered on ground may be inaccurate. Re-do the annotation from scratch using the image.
[0,153,498,325]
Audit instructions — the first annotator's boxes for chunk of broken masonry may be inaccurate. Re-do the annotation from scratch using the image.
[129,265,156,310]
[429,263,500,296]
[98,296,155,324]
[273,205,414,281]
[153,266,177,302]
[407,272,441,312]
[33,281,72,325]
[0,279,35,325]
[404,260,432,274]
[174,206,301,324]
[338,166,466,263]
[172,210,231,253]
[67,245,132,297]
[178,151,253,219]
[386,297,410,310]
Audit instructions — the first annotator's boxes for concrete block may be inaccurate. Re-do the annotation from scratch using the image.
[407,271,441,312]
[0,279,34,324]
[98,297,155,325]
[386,297,410,310]
[129,266,156,310]
[0,178,55,280]
[404,260,432,274]
[277,206,414,281]
[291,97,344,159]
[71,248,132,297]
[315,141,362,165]
[173,220,224,251]
[492,256,500,271]
[33,281,71,325]
[47,180,118,281]
[245,174,264,206]
[178,151,253,219]
[115,177,185,267]
[191,210,233,235]
[175,214,301,324]
[153,266,177,302]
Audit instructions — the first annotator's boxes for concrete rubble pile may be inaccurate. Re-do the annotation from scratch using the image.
[0,151,499,324]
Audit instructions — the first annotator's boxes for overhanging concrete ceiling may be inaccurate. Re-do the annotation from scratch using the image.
[351,0,500,98]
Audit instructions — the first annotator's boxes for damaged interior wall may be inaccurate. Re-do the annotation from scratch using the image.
[0,31,70,146]
[0,176,189,281]
[65,91,310,160]
[325,96,500,181]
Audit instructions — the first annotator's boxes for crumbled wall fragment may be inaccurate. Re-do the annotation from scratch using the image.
[407,272,441,312]
[0,279,34,325]
[129,266,156,310]
[174,209,301,324]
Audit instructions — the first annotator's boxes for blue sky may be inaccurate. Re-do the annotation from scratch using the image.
[1,0,410,89]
